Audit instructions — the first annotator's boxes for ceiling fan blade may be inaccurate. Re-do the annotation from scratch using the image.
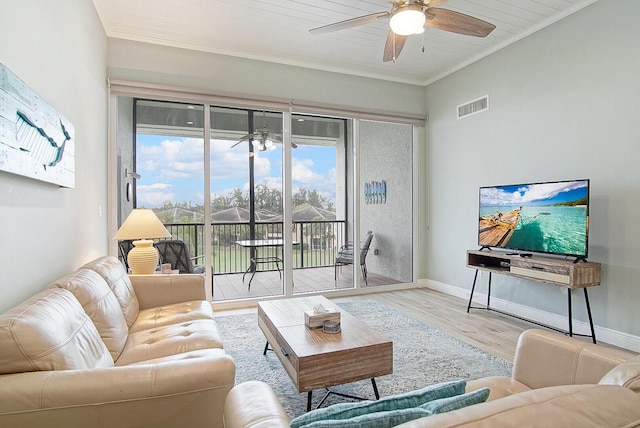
[310,11,390,34]
[230,133,255,148]
[425,7,496,37]
[426,0,448,6]
[383,31,408,62]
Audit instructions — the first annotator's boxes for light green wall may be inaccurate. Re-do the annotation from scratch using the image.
[0,0,108,312]
[107,39,427,120]
[424,0,640,338]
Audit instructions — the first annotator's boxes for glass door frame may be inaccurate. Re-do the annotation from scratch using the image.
[108,83,422,303]
[281,110,294,295]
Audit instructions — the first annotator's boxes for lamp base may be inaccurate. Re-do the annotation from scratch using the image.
[127,239,159,274]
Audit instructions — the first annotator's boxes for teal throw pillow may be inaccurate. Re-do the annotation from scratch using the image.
[420,387,490,415]
[289,380,466,428]
[298,407,429,428]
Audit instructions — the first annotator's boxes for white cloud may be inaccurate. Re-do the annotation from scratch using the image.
[292,158,324,184]
[137,183,175,207]
[137,136,336,206]
[209,139,272,180]
[138,138,204,181]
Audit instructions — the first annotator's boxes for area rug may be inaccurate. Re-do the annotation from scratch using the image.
[215,300,512,418]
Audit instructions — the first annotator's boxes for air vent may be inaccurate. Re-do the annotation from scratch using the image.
[457,95,489,119]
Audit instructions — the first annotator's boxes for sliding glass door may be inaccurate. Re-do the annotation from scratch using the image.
[209,107,285,300]
[114,94,414,301]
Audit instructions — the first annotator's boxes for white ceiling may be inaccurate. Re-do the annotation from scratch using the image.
[93,0,597,86]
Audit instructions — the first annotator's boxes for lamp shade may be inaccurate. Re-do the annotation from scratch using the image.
[390,5,426,36]
[114,208,171,240]
[114,208,171,274]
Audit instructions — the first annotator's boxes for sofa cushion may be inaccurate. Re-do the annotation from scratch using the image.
[289,380,466,428]
[115,319,223,365]
[129,300,215,333]
[0,289,113,374]
[81,256,139,327]
[49,269,128,361]
[124,348,227,365]
[599,353,640,393]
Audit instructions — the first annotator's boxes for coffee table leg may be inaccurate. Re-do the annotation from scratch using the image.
[307,379,380,412]
[371,378,380,400]
[263,341,270,355]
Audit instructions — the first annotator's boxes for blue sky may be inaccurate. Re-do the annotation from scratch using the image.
[480,180,589,207]
[135,134,337,208]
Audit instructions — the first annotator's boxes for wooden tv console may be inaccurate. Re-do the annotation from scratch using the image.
[466,249,601,343]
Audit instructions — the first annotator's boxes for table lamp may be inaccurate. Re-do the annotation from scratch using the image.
[113,208,171,274]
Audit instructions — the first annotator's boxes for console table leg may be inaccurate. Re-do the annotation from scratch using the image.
[486,272,492,309]
[567,289,573,337]
[307,391,312,412]
[466,270,479,313]
[584,288,597,344]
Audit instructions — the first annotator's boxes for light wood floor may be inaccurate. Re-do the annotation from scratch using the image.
[217,287,631,365]
[330,288,538,363]
[218,287,538,363]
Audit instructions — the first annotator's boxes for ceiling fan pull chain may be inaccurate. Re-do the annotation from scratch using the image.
[393,32,397,63]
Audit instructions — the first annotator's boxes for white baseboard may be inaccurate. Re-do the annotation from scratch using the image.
[419,279,640,353]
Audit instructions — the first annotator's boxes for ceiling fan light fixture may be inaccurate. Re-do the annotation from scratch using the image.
[390,4,426,36]
[251,140,267,151]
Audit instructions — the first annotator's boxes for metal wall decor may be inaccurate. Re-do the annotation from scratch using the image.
[0,63,75,188]
[365,180,386,204]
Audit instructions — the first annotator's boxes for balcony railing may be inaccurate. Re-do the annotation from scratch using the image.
[162,220,346,274]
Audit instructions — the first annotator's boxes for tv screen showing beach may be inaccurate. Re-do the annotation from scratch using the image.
[478,179,589,257]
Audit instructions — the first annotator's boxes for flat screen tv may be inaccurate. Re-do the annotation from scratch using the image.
[478,179,590,259]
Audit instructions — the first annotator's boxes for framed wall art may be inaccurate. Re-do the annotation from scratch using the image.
[0,63,75,188]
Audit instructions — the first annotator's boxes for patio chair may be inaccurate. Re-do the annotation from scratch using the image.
[117,239,135,272]
[155,239,206,275]
[335,230,374,286]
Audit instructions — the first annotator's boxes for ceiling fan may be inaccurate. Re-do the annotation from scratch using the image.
[309,0,496,62]
[230,111,297,151]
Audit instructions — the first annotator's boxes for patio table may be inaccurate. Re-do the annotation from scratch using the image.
[235,239,299,289]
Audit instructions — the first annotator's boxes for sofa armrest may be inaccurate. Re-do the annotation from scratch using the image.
[396,384,640,428]
[224,381,290,428]
[0,351,234,428]
[512,329,637,389]
[129,274,206,309]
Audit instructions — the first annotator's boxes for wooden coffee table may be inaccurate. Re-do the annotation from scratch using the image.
[257,295,393,410]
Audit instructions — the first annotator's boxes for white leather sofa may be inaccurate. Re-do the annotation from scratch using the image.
[0,256,235,428]
[224,329,640,427]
